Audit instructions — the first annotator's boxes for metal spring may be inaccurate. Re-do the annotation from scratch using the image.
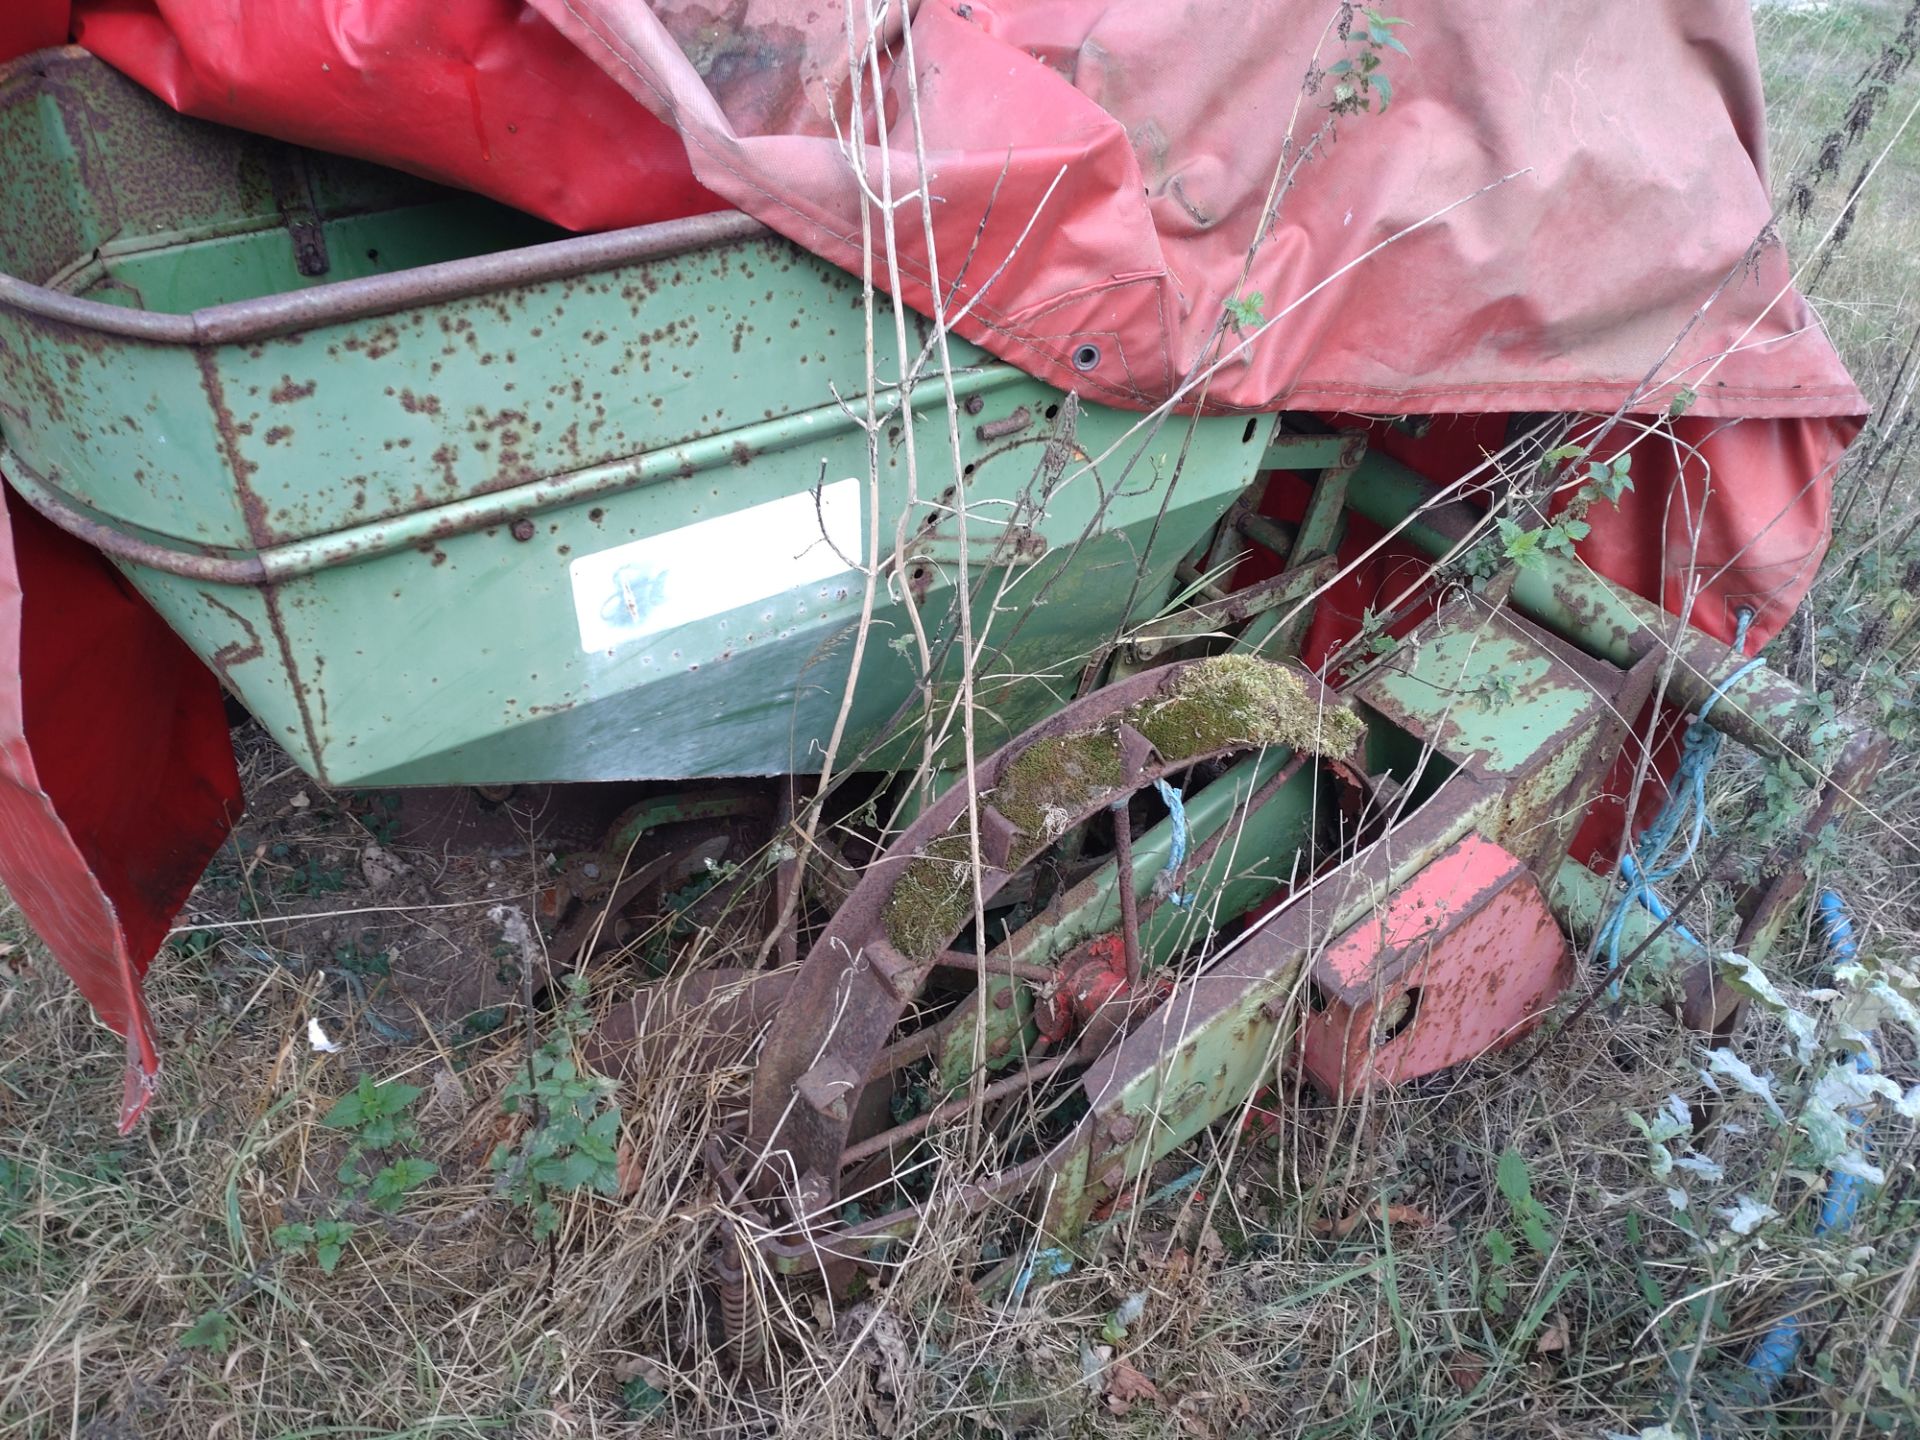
[715,1226,764,1378]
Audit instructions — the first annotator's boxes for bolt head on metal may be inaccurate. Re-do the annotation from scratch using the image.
[509,517,536,541]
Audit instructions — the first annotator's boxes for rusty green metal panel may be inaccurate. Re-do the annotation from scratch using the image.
[0,52,1267,785]
[1358,625,1604,777]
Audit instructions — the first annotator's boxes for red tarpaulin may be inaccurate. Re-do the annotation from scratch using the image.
[0,0,1867,1117]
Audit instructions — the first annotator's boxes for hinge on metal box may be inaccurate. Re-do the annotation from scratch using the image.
[266,149,331,278]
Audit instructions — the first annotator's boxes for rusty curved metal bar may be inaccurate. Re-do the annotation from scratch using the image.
[0,207,769,345]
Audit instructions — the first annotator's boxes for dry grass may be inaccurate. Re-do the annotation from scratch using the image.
[7,4,1920,1437]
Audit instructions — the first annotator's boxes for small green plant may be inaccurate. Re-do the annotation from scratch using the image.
[167,927,218,962]
[331,937,392,978]
[271,1218,358,1274]
[1494,1148,1556,1257]
[1479,1148,1557,1316]
[274,844,347,895]
[1468,670,1520,706]
[1462,444,1633,582]
[351,790,404,844]
[323,1073,436,1207]
[1326,8,1408,115]
[619,1378,667,1418]
[179,1307,235,1354]
[1225,291,1266,331]
[491,976,624,1241]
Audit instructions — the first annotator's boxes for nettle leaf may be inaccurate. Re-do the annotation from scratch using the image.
[323,1077,422,1132]
[1703,1048,1786,1123]
[180,1308,234,1352]
[1485,1229,1516,1266]
[323,1078,372,1129]
[1717,1195,1777,1236]
[367,1157,437,1213]
[1495,1148,1535,1210]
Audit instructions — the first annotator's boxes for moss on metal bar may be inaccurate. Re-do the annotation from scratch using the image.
[879,658,1361,962]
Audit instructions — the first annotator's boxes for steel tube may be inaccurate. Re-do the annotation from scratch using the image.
[1344,451,1870,784]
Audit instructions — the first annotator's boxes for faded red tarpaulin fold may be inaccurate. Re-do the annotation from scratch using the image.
[0,483,240,1129]
[70,0,724,234]
[520,0,1863,643]
[0,3,235,1127]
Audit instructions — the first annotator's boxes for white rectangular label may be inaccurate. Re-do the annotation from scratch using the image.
[569,479,862,653]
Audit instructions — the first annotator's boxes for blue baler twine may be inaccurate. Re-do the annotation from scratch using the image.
[1595,610,1762,998]
[1154,779,1190,908]
[1111,780,1191,908]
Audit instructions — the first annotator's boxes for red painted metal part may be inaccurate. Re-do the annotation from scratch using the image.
[1038,932,1133,1048]
[1298,833,1572,1097]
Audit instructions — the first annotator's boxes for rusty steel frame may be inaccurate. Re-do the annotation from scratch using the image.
[726,467,1885,1290]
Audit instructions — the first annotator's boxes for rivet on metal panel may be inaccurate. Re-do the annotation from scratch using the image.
[509,517,536,541]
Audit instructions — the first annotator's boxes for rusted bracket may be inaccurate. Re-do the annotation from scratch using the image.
[266,149,331,278]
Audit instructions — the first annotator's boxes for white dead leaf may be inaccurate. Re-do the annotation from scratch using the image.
[306,1016,341,1053]
[1829,1148,1886,1186]
[1665,1187,1689,1212]
[611,1355,671,1390]
[1718,952,1819,1062]
[1717,1195,1778,1235]
[1672,1152,1724,1181]
[360,843,409,892]
[289,790,310,810]
[422,1067,466,1119]
[1703,1048,1786,1122]
[1870,980,1920,1041]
